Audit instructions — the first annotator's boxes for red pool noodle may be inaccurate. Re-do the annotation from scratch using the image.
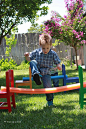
[1,82,86,94]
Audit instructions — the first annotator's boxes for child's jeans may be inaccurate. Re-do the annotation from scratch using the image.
[51,72,59,87]
[30,60,53,101]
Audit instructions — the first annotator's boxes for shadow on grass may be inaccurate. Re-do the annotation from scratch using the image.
[0,96,86,129]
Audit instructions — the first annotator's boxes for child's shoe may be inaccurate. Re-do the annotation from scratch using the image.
[47,100,53,107]
[33,73,42,85]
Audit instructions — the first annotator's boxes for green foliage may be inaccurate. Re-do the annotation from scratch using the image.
[61,58,74,66]
[28,23,44,33]
[5,34,17,56]
[0,0,52,45]
[52,39,60,46]
[0,58,4,66]
[0,58,17,71]
[16,61,30,70]
[0,58,30,71]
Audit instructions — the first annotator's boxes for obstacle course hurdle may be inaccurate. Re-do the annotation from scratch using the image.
[1,82,86,94]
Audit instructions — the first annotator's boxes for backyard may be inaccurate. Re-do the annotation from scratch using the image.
[0,64,86,129]
[0,0,86,128]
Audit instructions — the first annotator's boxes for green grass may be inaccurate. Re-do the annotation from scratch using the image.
[0,65,86,129]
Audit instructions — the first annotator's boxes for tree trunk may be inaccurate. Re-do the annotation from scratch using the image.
[70,47,73,68]
[74,47,78,70]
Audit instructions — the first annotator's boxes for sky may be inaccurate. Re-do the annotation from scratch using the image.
[17,0,67,33]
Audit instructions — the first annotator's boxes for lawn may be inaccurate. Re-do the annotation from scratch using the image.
[0,65,86,129]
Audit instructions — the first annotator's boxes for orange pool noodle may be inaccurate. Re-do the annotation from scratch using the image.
[1,82,86,94]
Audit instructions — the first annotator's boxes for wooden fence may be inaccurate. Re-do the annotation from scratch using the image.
[0,33,84,65]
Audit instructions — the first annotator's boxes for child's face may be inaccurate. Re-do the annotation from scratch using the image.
[40,44,51,54]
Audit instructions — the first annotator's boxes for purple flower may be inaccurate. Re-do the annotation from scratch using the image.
[81,40,86,44]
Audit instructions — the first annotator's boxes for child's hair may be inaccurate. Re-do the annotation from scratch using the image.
[39,33,52,45]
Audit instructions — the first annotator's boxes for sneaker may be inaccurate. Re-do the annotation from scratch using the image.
[33,73,42,85]
[47,100,53,106]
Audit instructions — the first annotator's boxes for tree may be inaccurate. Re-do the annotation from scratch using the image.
[0,0,52,45]
[28,23,44,33]
[43,0,86,69]
[5,34,17,57]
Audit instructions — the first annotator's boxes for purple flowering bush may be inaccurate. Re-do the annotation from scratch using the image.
[43,0,86,69]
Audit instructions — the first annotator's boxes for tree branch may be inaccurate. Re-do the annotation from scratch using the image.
[2,23,16,38]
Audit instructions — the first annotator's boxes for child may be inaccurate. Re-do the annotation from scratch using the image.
[24,33,62,106]
[51,46,59,87]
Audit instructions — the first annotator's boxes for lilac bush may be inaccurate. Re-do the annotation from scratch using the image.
[43,0,86,69]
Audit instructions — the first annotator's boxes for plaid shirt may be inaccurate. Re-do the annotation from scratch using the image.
[29,48,61,75]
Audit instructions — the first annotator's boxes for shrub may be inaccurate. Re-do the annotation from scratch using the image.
[61,58,74,66]
[0,58,30,71]
[16,61,30,70]
[0,58,17,71]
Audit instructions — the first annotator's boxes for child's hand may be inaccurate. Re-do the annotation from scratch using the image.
[57,64,62,70]
[24,52,30,61]
[24,52,29,57]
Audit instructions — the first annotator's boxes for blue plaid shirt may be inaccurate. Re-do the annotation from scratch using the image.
[29,48,61,75]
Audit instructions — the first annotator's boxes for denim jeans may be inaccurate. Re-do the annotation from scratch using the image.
[30,60,40,76]
[30,60,53,101]
[51,72,59,87]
